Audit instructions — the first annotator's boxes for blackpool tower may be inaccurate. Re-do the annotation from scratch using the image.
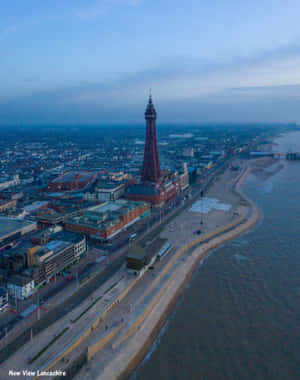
[141,93,161,183]
[125,93,180,206]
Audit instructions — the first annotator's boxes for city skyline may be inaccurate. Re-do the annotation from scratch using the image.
[1,1,300,124]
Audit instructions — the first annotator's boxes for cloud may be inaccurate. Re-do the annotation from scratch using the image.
[60,43,300,107]
[2,35,300,123]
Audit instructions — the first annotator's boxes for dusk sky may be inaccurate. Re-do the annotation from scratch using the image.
[1,0,300,124]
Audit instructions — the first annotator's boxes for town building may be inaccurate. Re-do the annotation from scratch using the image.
[0,246,27,274]
[126,238,168,275]
[0,287,8,313]
[125,179,180,207]
[0,199,17,213]
[179,163,189,191]
[33,200,94,226]
[96,182,125,202]
[22,201,49,215]
[27,240,77,285]
[31,230,86,261]
[125,244,148,273]
[47,171,98,192]
[7,275,35,300]
[65,200,149,241]
[0,217,37,249]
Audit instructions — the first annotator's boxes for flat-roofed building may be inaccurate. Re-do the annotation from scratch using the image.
[31,229,86,258]
[7,275,35,300]
[22,201,49,215]
[126,245,147,273]
[96,182,125,202]
[126,238,167,275]
[65,200,149,241]
[47,171,98,192]
[51,230,86,260]
[0,217,37,249]
[29,240,75,285]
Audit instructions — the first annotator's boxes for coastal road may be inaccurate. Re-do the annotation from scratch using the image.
[0,254,125,364]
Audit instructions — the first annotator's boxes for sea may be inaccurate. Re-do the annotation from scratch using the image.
[131,131,300,380]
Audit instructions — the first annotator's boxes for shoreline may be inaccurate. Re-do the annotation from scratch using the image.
[97,164,261,380]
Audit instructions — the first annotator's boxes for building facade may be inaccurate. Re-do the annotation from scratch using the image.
[28,240,76,286]
[7,275,35,300]
[96,183,125,202]
[65,200,149,241]
[179,163,189,191]
[0,287,8,313]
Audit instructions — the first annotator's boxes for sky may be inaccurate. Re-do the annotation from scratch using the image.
[1,0,300,124]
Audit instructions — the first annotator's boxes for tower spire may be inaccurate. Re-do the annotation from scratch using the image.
[145,90,156,119]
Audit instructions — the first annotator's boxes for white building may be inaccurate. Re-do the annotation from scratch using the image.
[7,276,35,300]
[83,192,97,202]
[179,163,189,191]
[0,287,8,313]
[73,237,86,259]
[97,183,125,202]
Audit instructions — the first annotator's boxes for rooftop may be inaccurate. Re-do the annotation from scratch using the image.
[126,244,146,260]
[52,171,97,184]
[7,275,33,286]
[68,200,148,231]
[88,200,147,214]
[96,182,124,190]
[35,240,71,259]
[0,217,36,240]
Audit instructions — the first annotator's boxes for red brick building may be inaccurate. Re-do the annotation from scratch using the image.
[47,171,98,192]
[65,200,149,241]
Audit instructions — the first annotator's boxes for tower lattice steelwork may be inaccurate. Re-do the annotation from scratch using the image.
[141,94,161,183]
